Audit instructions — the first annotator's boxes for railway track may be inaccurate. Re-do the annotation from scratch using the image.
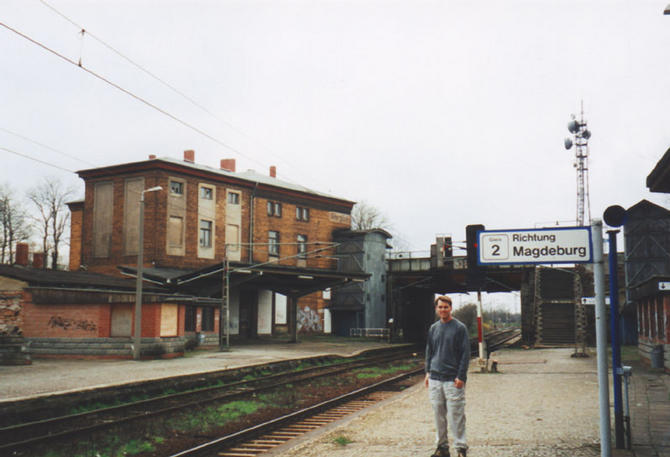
[0,349,419,454]
[168,368,425,457]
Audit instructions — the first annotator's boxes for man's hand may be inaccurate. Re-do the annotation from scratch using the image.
[424,373,430,388]
[454,378,464,389]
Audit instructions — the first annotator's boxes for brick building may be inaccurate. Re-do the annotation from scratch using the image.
[67,151,364,347]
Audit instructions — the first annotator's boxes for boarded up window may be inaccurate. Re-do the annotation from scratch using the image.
[111,305,132,337]
[93,182,114,257]
[123,177,144,255]
[167,216,184,248]
[160,304,178,337]
[226,224,240,252]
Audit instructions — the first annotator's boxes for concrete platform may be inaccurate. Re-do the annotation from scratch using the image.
[0,337,408,402]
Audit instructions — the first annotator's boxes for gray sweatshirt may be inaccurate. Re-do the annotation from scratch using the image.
[425,318,470,382]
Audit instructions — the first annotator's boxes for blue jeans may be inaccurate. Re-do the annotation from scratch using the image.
[428,379,467,450]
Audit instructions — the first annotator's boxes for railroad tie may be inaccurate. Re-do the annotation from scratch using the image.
[218,452,258,457]
[249,439,284,445]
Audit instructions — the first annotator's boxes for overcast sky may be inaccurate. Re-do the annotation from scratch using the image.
[3,0,670,262]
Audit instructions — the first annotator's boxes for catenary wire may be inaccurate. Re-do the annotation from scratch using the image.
[0,126,96,167]
[37,0,311,185]
[0,21,263,168]
[1,146,75,173]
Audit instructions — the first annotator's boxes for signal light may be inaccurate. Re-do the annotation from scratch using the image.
[466,224,485,290]
[466,224,484,270]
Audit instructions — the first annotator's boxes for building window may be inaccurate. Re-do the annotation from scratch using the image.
[170,180,184,195]
[202,307,214,332]
[267,201,282,217]
[228,191,240,204]
[297,234,307,258]
[323,288,331,300]
[185,307,196,332]
[200,186,213,200]
[269,230,280,257]
[296,206,310,221]
[200,220,212,248]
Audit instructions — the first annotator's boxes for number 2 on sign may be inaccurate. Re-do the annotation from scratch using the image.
[491,244,500,256]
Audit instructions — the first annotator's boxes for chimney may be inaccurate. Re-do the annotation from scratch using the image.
[32,252,44,269]
[269,166,276,178]
[184,149,195,163]
[148,154,156,160]
[15,243,28,266]
[220,159,236,172]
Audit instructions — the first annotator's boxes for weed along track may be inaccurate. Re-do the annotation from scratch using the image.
[0,348,422,457]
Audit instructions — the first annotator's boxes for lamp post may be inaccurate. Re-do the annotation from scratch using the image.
[133,185,162,361]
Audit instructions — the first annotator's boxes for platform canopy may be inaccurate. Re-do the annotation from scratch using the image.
[118,262,369,298]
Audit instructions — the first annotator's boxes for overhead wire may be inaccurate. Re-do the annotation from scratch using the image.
[0,20,263,169]
[0,126,96,167]
[37,0,312,187]
[1,146,75,173]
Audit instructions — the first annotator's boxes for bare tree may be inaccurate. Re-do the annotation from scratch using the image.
[350,200,391,231]
[27,177,74,269]
[0,185,30,264]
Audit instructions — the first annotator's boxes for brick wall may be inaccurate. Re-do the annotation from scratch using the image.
[253,197,349,268]
[22,301,104,338]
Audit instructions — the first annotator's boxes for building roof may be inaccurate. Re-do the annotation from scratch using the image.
[646,147,670,193]
[77,156,355,210]
[334,228,393,239]
[0,265,163,292]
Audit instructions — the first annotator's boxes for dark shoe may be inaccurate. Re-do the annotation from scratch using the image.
[456,448,467,457]
[431,446,450,457]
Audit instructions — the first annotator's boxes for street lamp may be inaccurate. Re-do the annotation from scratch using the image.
[133,185,162,361]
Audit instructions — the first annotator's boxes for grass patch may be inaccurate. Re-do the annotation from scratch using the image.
[354,364,412,379]
[332,435,353,446]
[122,438,155,455]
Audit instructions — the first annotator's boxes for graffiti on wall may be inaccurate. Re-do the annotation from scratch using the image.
[48,316,97,332]
[297,306,322,333]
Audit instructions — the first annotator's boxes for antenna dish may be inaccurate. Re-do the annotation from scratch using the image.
[582,129,591,139]
[564,138,573,150]
[568,120,580,133]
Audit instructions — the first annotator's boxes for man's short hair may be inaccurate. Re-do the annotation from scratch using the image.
[434,295,452,306]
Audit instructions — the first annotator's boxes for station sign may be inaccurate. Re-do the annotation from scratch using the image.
[478,226,592,265]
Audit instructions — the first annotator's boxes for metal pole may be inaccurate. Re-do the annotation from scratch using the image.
[133,194,145,361]
[607,230,624,448]
[593,220,612,457]
[622,366,632,450]
[226,256,230,349]
[477,289,484,363]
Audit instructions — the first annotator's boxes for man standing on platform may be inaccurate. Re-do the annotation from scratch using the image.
[425,295,470,457]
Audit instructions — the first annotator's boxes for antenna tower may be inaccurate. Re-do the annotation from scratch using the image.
[563,101,592,226]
